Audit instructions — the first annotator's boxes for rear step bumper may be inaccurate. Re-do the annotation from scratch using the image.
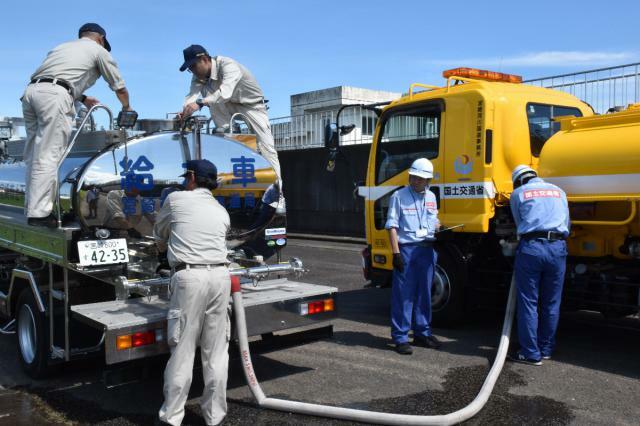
[71,278,338,364]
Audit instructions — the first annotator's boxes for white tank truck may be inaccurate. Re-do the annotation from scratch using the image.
[0,106,336,378]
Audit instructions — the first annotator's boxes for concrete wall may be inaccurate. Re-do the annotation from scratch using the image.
[290,86,400,116]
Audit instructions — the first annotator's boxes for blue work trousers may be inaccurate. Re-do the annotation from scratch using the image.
[515,239,567,360]
[391,244,436,344]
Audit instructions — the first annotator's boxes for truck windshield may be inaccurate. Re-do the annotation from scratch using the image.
[375,105,441,184]
[527,103,582,157]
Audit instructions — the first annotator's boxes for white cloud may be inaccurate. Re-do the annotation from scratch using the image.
[429,51,637,68]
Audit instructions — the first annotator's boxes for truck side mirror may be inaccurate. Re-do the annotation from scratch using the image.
[340,124,356,136]
[324,123,339,150]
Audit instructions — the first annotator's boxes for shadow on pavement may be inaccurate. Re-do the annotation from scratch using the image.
[334,285,640,380]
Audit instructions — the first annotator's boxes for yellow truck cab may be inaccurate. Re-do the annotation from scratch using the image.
[353,68,640,324]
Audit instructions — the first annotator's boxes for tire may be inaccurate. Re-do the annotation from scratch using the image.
[15,289,50,378]
[431,247,466,326]
[369,268,392,288]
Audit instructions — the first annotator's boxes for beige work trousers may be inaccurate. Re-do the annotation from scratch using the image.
[21,83,75,218]
[159,266,231,426]
[211,102,283,193]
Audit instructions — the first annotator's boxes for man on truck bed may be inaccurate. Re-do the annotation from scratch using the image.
[176,44,285,211]
[385,158,442,355]
[155,159,231,426]
[21,23,132,227]
[509,165,570,366]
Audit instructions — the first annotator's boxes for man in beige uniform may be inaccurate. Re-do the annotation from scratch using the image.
[155,159,231,426]
[177,44,284,210]
[21,23,132,227]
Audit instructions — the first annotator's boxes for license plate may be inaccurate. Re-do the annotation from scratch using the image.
[77,239,129,266]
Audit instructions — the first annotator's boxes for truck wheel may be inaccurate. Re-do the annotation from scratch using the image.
[431,249,465,326]
[370,268,392,288]
[15,289,49,378]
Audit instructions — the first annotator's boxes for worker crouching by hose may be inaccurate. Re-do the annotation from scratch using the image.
[154,159,231,426]
[385,158,442,355]
[508,165,570,366]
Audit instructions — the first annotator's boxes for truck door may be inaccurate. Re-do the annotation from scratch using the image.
[366,100,445,271]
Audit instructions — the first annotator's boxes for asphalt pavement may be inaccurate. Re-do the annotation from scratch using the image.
[0,238,639,425]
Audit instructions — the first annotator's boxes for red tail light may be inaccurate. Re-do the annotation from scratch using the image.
[299,298,335,315]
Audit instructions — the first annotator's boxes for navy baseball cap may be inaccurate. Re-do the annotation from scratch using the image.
[180,159,217,180]
[78,23,111,52]
[180,44,209,72]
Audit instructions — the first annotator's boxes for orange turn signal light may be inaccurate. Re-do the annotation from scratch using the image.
[116,330,159,350]
[443,67,522,83]
[117,335,132,350]
[324,298,334,312]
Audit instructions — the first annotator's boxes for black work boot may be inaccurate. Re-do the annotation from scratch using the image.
[395,342,413,355]
[507,352,542,366]
[27,214,58,228]
[154,417,172,426]
[414,335,442,349]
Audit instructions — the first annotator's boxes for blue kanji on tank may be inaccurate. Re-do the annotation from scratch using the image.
[230,156,257,187]
[119,155,155,191]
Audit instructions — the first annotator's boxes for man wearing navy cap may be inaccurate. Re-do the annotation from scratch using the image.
[21,23,133,227]
[177,44,285,211]
[154,159,231,426]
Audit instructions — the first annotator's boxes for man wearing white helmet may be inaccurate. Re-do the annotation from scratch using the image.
[385,158,441,355]
[509,165,570,366]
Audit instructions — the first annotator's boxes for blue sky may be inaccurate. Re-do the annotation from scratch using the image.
[1,0,638,122]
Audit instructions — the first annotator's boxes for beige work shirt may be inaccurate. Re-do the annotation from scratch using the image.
[30,37,126,100]
[184,56,264,107]
[154,188,230,267]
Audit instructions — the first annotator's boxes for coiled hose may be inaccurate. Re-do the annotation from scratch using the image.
[231,274,517,425]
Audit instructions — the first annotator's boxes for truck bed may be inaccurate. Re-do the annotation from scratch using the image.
[71,278,338,364]
[0,204,78,265]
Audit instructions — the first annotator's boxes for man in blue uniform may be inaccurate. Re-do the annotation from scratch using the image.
[385,158,441,355]
[509,165,570,365]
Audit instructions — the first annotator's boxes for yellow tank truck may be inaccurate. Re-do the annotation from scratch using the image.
[329,67,639,324]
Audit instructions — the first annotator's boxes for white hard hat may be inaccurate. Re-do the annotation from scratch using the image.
[511,164,537,184]
[408,158,434,179]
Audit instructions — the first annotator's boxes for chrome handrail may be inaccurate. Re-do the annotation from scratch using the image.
[55,104,113,228]
[229,112,255,135]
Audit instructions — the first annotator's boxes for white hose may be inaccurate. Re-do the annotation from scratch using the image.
[232,274,517,425]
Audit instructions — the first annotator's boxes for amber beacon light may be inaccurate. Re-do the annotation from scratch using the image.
[443,67,523,83]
